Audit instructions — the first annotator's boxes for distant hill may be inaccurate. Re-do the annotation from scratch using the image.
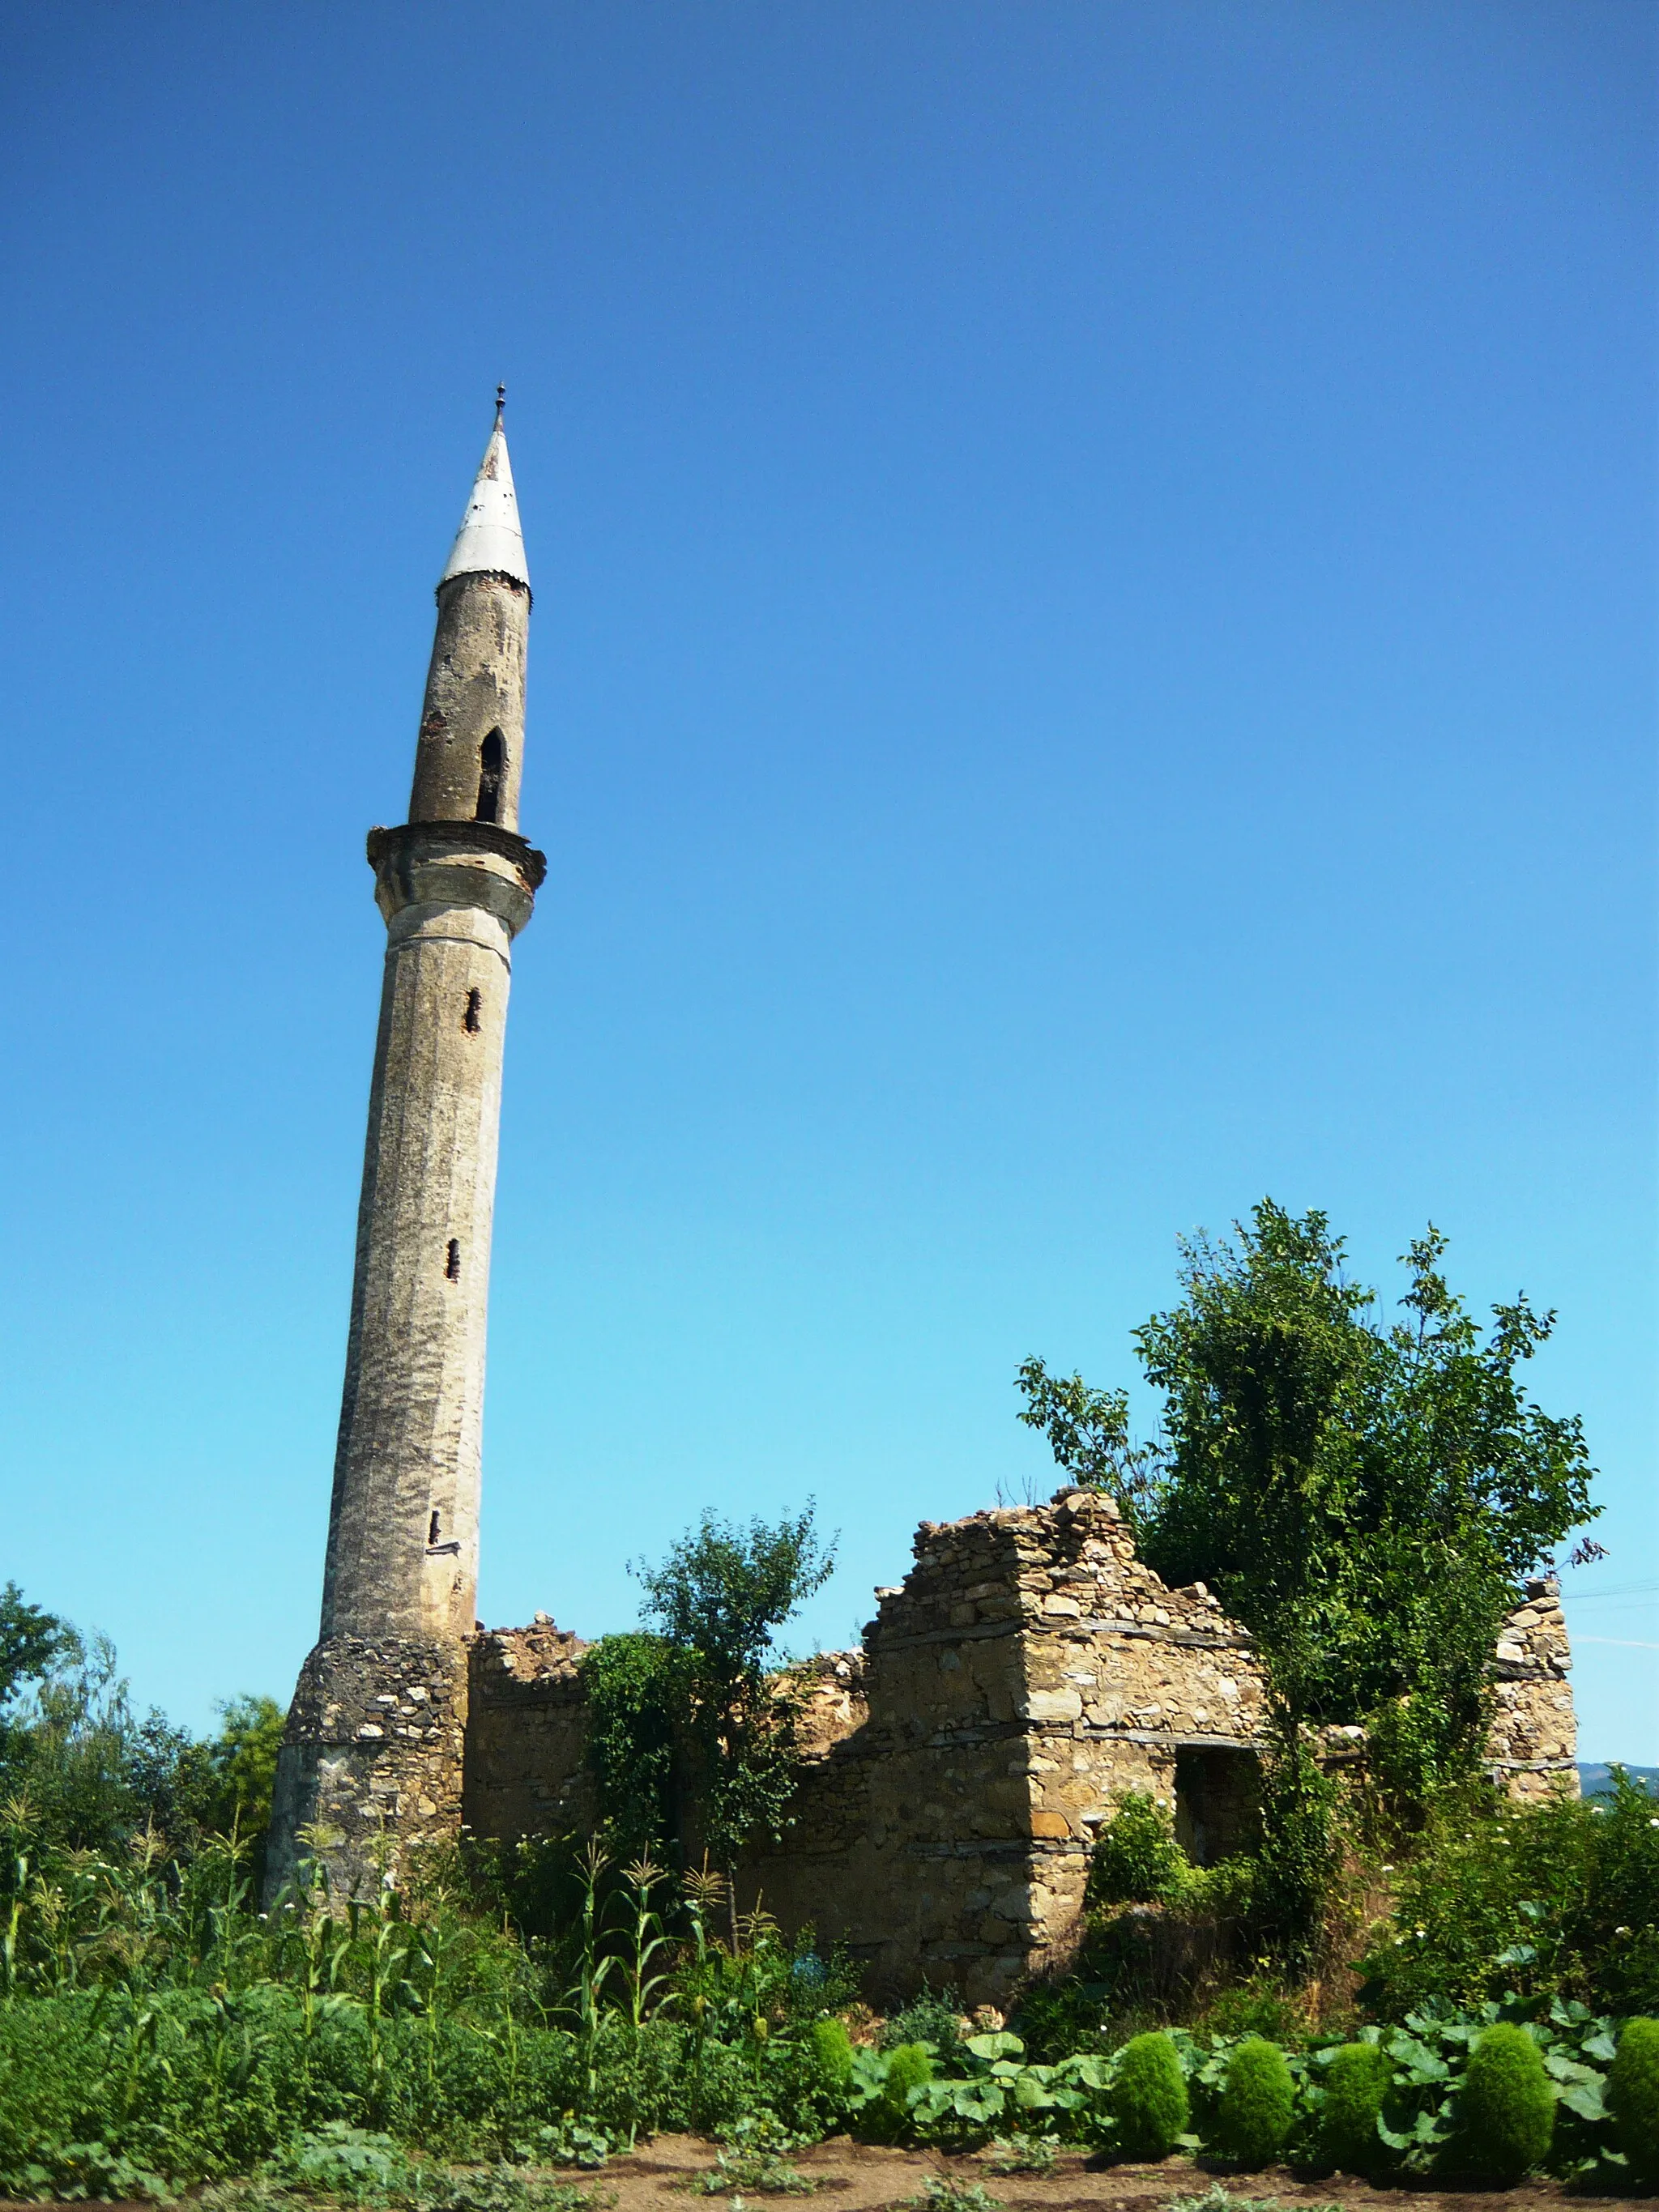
[1578,1762,1659,1798]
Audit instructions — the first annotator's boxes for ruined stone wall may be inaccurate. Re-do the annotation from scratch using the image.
[455,1495,1577,2003]
[458,1494,1273,2003]
[748,1511,1041,2002]
[463,1618,595,1839]
[744,1490,1268,2001]
[1487,1575,1578,1802]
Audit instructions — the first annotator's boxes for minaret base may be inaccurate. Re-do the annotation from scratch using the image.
[265,1634,469,1903]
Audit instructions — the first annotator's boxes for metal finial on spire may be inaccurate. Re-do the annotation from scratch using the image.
[439,396,530,590]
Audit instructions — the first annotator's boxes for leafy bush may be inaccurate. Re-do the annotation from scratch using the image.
[689,2137,816,2194]
[808,2016,854,2090]
[880,1988,964,2056]
[412,2172,601,2212]
[879,2043,936,2135]
[1010,1974,1108,2062]
[1213,2039,1294,2167]
[986,2133,1059,2175]
[1360,1771,1659,2018]
[582,1634,683,1863]
[1090,1796,1191,1907]
[632,1507,838,1877]
[1608,2015,1659,2187]
[1073,1795,1260,2022]
[1166,2193,1339,2212]
[1456,2022,1554,2184]
[1314,2042,1388,2174]
[278,2123,410,2196]
[1576,1771,1659,2014]
[1247,1733,1337,1973]
[903,2181,1002,2212]
[1107,2031,1188,2160]
[1361,1995,1612,2179]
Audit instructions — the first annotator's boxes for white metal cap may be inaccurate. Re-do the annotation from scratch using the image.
[439,390,530,590]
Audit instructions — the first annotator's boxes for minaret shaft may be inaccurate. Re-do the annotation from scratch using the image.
[322,890,514,1645]
[410,576,530,830]
[267,407,542,1903]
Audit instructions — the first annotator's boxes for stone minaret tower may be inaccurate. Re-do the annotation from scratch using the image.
[267,394,544,1899]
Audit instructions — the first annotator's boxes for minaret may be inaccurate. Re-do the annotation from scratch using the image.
[267,394,544,1899]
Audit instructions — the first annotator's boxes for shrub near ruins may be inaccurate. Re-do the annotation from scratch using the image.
[1313,2041,1390,2175]
[875,2044,936,2139]
[1213,2038,1296,2167]
[1358,1770,1659,2018]
[1455,2022,1555,2185]
[1107,2031,1189,2159]
[1608,2017,1659,2187]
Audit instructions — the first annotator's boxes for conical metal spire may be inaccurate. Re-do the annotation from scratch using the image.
[439,386,530,590]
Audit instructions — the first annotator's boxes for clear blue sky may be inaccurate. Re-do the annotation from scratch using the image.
[2,3,1653,1760]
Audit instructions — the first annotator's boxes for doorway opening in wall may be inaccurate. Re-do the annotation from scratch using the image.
[1174,1745,1262,1867]
[476,730,504,823]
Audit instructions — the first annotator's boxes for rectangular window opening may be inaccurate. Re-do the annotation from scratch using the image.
[1174,1746,1262,1868]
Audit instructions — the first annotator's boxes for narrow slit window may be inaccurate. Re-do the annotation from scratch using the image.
[475,729,504,823]
[463,987,483,1034]
[446,1239,462,1281]
[429,1511,441,1545]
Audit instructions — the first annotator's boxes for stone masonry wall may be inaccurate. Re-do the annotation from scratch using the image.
[1486,1574,1578,1802]
[457,1494,1576,2003]
[267,1635,468,1903]
[745,1489,1268,2001]
[463,1617,595,1841]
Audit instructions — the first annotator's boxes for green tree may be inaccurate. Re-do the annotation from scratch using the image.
[0,1587,282,1869]
[1013,1363,1149,1507]
[1019,1202,1598,1816]
[198,1694,286,1839]
[0,1625,143,1850]
[0,1585,68,1719]
[631,1506,836,1902]
[582,1632,684,1861]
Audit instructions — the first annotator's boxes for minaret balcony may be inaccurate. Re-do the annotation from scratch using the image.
[367,820,547,940]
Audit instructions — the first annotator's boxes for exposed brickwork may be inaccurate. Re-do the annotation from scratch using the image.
[409,570,531,831]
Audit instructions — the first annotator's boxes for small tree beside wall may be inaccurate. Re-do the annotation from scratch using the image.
[583,1505,838,1927]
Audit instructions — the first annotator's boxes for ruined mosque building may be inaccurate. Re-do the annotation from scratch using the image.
[268,405,1579,2002]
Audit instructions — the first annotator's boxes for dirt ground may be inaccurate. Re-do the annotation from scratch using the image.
[549,2134,1646,2212]
[4,2137,1649,2212]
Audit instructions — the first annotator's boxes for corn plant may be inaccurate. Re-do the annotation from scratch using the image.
[621,1856,676,2032]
